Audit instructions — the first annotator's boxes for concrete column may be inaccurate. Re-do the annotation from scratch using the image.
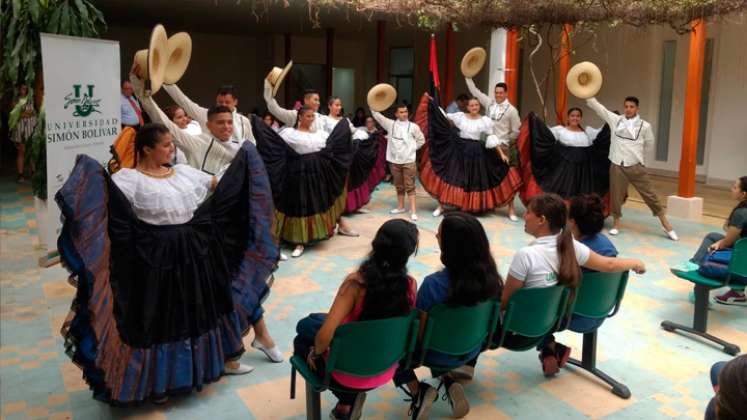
[667,19,706,219]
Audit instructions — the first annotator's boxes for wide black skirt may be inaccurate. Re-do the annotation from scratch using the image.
[517,112,611,207]
[57,143,279,404]
[415,94,521,212]
[252,116,354,245]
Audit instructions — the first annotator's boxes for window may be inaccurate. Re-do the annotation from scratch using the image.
[389,47,414,109]
[696,38,714,165]
[332,67,355,116]
[289,64,326,105]
[656,40,677,162]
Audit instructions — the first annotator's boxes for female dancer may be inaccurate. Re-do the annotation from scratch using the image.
[464,80,522,220]
[322,97,386,214]
[57,123,281,405]
[417,95,521,217]
[517,107,611,209]
[253,106,354,258]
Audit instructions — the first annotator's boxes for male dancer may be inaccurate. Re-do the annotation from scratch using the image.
[466,79,521,221]
[586,95,678,240]
[163,83,254,144]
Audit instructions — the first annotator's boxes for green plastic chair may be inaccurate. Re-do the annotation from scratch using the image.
[289,311,420,420]
[418,300,501,375]
[494,285,570,351]
[662,238,747,355]
[563,271,631,399]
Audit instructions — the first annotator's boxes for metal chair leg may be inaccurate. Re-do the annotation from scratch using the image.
[661,284,741,355]
[566,331,631,399]
[290,366,297,399]
[305,381,322,420]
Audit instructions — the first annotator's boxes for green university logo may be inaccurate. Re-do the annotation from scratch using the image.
[64,84,102,117]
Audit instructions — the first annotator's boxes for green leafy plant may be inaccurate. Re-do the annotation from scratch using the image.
[1,0,106,199]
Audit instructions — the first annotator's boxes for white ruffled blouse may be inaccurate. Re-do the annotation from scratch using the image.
[446,112,500,148]
[550,125,602,147]
[112,164,213,225]
[319,115,369,140]
[279,128,329,155]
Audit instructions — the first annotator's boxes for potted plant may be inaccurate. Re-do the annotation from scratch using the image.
[1,0,105,250]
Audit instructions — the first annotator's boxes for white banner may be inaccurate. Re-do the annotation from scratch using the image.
[41,34,120,255]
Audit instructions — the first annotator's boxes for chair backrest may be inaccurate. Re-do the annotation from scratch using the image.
[571,271,629,319]
[729,238,747,279]
[500,286,569,344]
[325,311,419,380]
[421,300,500,358]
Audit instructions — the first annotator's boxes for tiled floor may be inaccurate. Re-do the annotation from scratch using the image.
[1,177,745,420]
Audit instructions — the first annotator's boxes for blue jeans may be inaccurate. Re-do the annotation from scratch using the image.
[293,313,365,406]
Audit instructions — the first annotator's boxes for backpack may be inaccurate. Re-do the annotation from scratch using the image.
[108,127,137,174]
[698,249,747,283]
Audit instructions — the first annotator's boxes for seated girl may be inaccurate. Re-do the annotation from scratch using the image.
[538,193,618,369]
[501,193,645,376]
[461,193,645,378]
[293,219,419,420]
[684,176,747,305]
[395,212,502,419]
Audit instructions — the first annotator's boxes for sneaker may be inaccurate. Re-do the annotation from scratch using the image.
[16,175,27,184]
[609,228,620,236]
[448,365,474,381]
[410,213,419,222]
[508,214,519,222]
[554,343,571,368]
[291,245,304,258]
[407,382,437,420]
[665,229,679,241]
[432,207,443,217]
[390,208,406,214]
[251,340,284,363]
[714,290,747,306]
[338,227,360,237]
[539,347,559,377]
[225,362,255,375]
[280,252,289,261]
[152,395,169,405]
[444,377,469,418]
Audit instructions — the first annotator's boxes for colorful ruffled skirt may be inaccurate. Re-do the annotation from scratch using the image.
[253,116,354,245]
[56,143,279,405]
[344,131,386,213]
[517,112,612,212]
[415,94,521,213]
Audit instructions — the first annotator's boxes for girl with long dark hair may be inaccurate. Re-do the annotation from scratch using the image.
[395,212,502,419]
[684,176,747,305]
[293,219,420,420]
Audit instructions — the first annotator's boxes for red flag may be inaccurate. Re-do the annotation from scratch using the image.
[429,34,441,103]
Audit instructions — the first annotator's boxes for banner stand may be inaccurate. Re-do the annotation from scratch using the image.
[39,33,120,262]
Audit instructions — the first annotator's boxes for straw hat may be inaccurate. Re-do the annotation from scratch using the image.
[566,61,603,99]
[133,24,168,94]
[164,32,192,85]
[266,61,293,97]
[367,83,397,112]
[461,47,487,78]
